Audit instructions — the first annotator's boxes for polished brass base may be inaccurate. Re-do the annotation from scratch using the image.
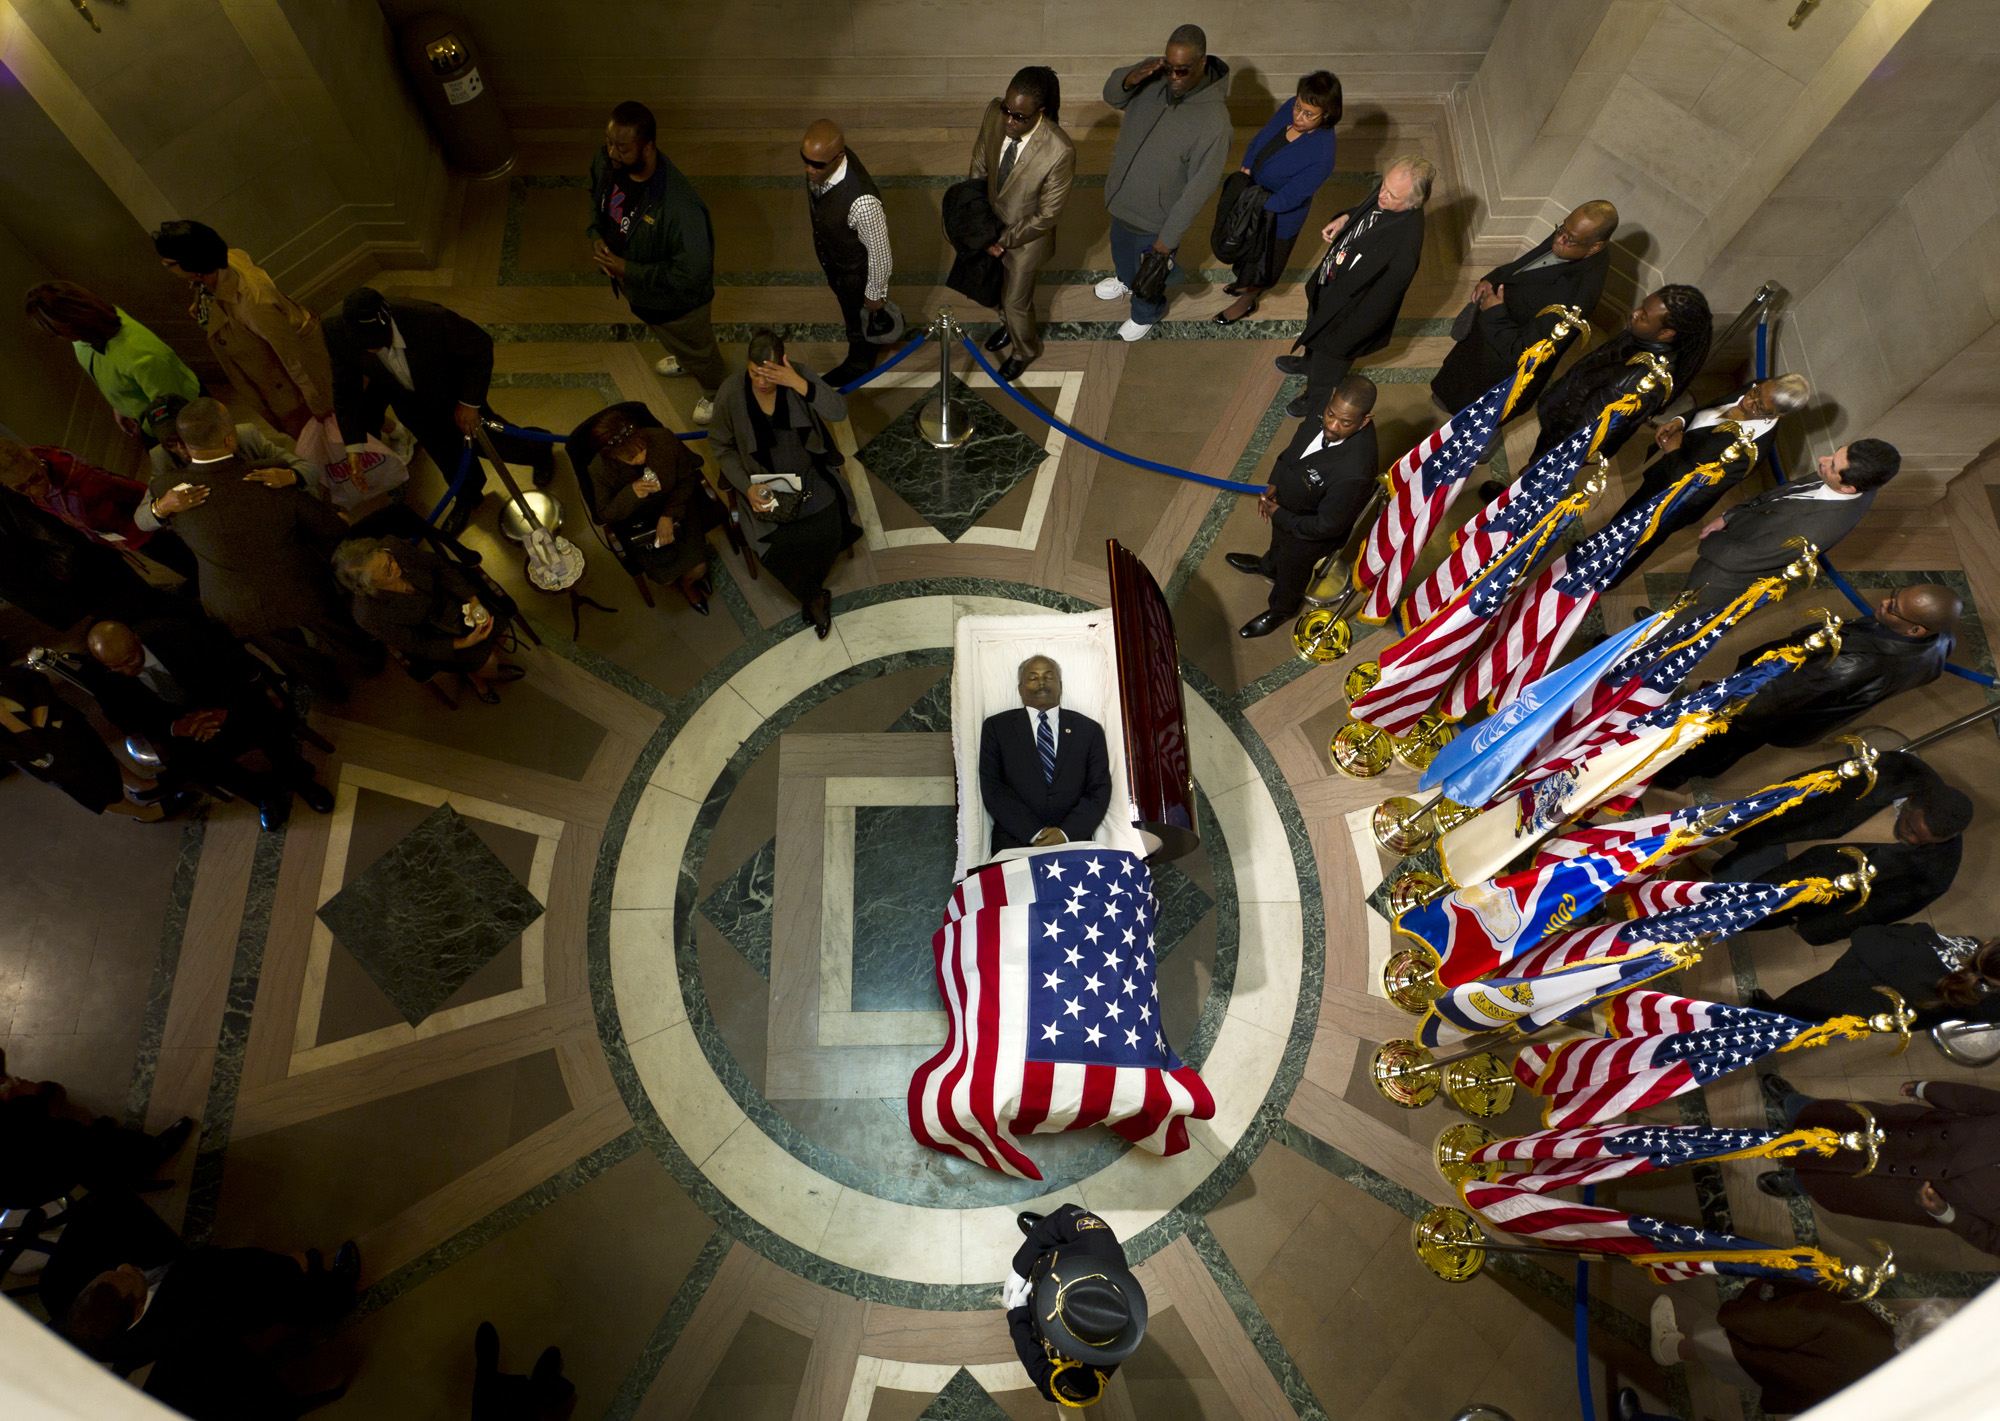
[1386,869,1446,914]
[1413,1206,1486,1282]
[1293,606,1352,664]
[1383,949,1444,1014]
[1442,1053,1516,1118]
[1330,722,1394,778]
[1391,713,1455,773]
[917,395,974,448]
[1434,1123,1500,1186]
[1370,1039,1440,1108]
[1344,660,1381,703]
[1372,796,1434,854]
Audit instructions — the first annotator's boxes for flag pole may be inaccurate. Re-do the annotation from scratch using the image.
[1900,700,2000,753]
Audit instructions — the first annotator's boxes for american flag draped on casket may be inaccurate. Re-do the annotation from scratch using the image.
[907,845,1216,1180]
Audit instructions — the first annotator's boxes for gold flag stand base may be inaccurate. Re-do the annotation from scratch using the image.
[1293,606,1352,664]
[1383,949,1444,1014]
[1413,1207,1487,1282]
[1370,1039,1516,1116]
[1434,1123,1500,1186]
[1386,870,1446,914]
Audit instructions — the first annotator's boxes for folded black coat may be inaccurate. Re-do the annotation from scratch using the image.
[1211,172,1277,276]
[943,177,1006,307]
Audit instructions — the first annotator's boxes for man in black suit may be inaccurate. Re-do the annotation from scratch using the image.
[1657,585,1959,785]
[148,399,378,703]
[1228,374,1379,638]
[979,655,1113,854]
[1707,749,1943,877]
[1430,200,1617,418]
[1738,783,1971,945]
[80,618,335,832]
[1607,374,1810,588]
[1275,156,1431,420]
[321,288,553,537]
[1681,438,1901,612]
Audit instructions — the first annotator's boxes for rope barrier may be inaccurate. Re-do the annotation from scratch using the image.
[1575,1186,1596,1421]
[959,338,1266,495]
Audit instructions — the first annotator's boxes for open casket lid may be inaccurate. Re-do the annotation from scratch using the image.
[1106,539,1199,862]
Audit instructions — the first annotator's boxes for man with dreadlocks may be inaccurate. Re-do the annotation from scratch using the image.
[1003,1205,1149,1408]
[969,66,1076,380]
[1501,284,1712,494]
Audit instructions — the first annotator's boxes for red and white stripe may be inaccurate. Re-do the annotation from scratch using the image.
[1438,554,1595,722]
[1355,423,1454,624]
[1347,583,1504,736]
[1401,478,1529,627]
[1517,993,1740,1127]
[906,854,1214,1182]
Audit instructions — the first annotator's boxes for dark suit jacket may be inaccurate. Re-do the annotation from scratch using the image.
[39,1188,187,1328]
[1298,194,1424,361]
[321,296,496,442]
[1749,837,1961,945]
[1605,393,1775,586]
[1694,480,1876,576]
[75,616,270,742]
[980,705,1113,852]
[1431,237,1609,414]
[147,457,350,636]
[1007,1205,1130,1405]
[1774,922,2000,1031]
[1719,751,1937,859]
[1726,617,1951,745]
[1716,1280,1897,1415]
[1268,420,1378,546]
[1794,1082,2000,1257]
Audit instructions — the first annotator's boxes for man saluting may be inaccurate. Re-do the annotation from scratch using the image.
[1004,1205,1149,1408]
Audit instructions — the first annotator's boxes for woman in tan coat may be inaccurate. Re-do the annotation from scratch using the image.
[153,220,334,437]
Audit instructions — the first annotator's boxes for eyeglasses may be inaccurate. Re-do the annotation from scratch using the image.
[1002,106,1036,124]
[800,150,835,169]
[1163,64,1195,77]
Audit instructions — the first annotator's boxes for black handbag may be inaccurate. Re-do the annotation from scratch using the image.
[1210,172,1270,262]
[1130,248,1174,305]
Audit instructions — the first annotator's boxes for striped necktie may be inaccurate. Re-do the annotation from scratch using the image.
[1037,710,1056,783]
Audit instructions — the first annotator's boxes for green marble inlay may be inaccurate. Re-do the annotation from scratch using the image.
[698,839,775,980]
[603,1226,737,1421]
[1184,1217,1329,1421]
[1163,373,1303,608]
[915,1368,1014,1420]
[851,803,960,1011]
[855,373,1051,541]
[123,814,208,1131]
[315,804,547,1028]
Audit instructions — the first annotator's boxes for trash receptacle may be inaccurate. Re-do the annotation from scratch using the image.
[396,11,514,179]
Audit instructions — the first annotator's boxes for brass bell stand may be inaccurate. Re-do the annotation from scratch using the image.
[1369,1038,1516,1116]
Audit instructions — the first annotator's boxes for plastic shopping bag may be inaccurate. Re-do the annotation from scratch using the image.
[296,414,410,511]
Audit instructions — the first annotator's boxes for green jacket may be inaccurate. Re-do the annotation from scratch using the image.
[585,151,717,321]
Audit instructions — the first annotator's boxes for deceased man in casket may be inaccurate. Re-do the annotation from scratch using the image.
[908,584,1215,1181]
[978,655,1112,853]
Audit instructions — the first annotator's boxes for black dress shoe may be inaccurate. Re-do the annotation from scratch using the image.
[331,1240,361,1293]
[296,779,334,815]
[1614,1386,1644,1421]
[1284,395,1312,420]
[531,461,555,489]
[807,591,833,639]
[150,1116,195,1164]
[984,326,1012,353]
[1274,354,1308,375]
[1756,1169,1805,1199]
[1761,1071,1797,1111]
[259,793,292,833]
[1224,552,1272,580]
[1017,1211,1046,1236]
[997,355,1030,381]
[1240,610,1290,639]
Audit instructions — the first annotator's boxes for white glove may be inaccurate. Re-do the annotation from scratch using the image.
[1002,1269,1033,1309]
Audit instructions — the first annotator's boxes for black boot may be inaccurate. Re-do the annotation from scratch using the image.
[1016,1211,1046,1236]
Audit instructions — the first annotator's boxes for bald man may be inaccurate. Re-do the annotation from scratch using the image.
[76,617,332,832]
[1656,582,1961,785]
[801,119,895,386]
[1431,200,1617,418]
[1230,375,1380,638]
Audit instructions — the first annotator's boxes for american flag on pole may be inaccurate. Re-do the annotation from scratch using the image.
[1417,941,1693,1047]
[1531,765,1860,873]
[1398,831,1679,988]
[1401,424,1598,628]
[1460,1123,1852,1285]
[1516,989,1873,1129]
[907,846,1214,1181]
[1348,433,1594,738]
[1501,875,1854,982]
[1353,380,1511,625]
[1441,474,1689,721]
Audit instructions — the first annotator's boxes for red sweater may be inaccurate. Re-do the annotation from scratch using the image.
[28,447,154,549]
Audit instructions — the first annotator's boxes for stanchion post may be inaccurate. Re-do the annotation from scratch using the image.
[918,310,970,450]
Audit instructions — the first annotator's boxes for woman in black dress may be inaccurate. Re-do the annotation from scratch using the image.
[708,329,861,639]
[334,537,522,702]
[583,407,724,614]
[1757,923,2000,1031]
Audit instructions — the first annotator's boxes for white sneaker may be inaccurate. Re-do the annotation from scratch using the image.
[1117,318,1155,342]
[1094,276,1130,300]
[1648,1296,1684,1367]
[654,355,684,377]
[692,396,714,425]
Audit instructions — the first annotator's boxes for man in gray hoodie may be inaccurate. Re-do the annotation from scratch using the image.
[1098,25,1233,340]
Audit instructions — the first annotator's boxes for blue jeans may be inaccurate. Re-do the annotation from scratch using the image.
[1109,219,1169,325]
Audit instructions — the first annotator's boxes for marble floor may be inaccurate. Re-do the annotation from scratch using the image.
[5,102,1999,1421]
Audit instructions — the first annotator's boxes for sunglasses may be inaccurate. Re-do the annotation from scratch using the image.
[800,150,837,169]
[1163,64,1196,77]
[1002,106,1037,124]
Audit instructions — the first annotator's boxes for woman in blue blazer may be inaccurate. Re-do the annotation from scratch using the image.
[1217,71,1341,325]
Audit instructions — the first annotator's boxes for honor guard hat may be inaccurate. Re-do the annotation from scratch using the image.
[1032,1250,1148,1367]
[863,298,906,345]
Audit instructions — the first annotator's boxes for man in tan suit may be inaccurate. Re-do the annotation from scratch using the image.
[969,67,1075,379]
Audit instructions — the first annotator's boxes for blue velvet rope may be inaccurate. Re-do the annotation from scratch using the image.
[1753,321,1996,688]
[958,338,1266,495]
[1575,1184,1596,1421]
